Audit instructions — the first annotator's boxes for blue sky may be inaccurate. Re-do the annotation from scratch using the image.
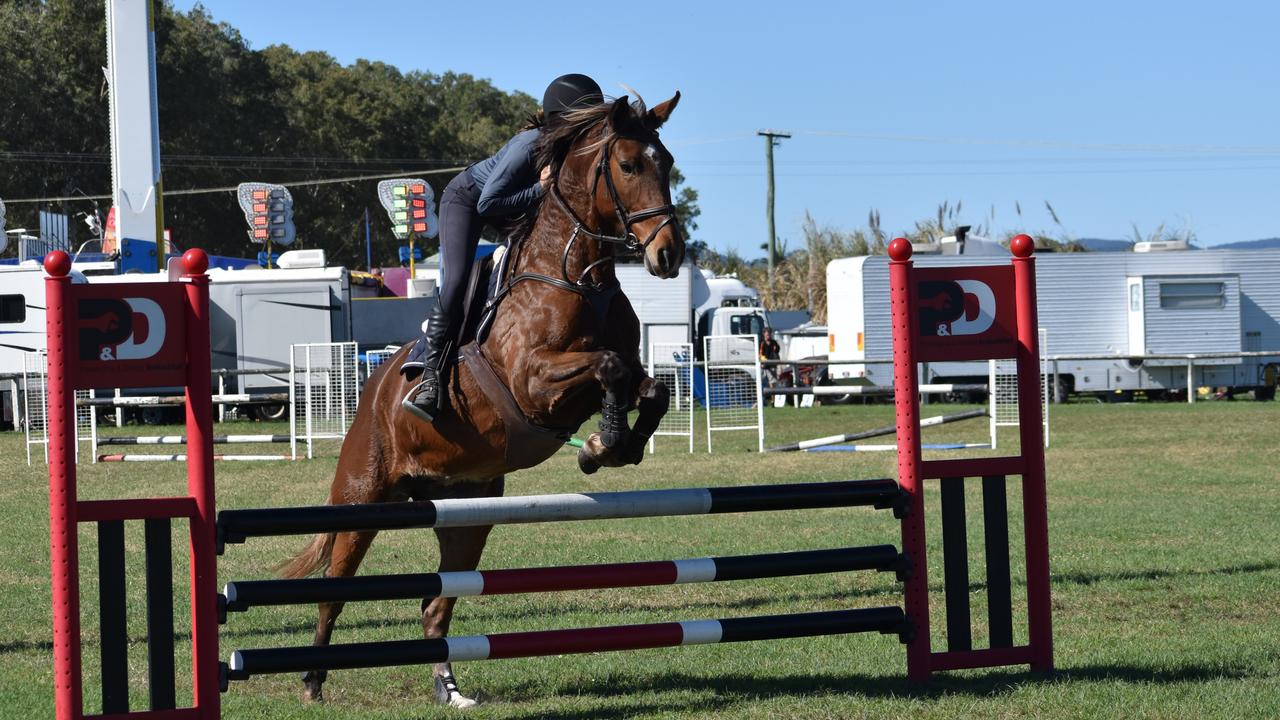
[173,1,1280,255]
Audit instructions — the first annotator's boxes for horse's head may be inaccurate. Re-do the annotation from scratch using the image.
[545,92,686,279]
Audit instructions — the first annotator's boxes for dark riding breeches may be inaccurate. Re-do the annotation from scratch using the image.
[405,170,484,370]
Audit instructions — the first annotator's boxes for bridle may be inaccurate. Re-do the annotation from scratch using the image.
[541,131,678,291]
[486,127,679,329]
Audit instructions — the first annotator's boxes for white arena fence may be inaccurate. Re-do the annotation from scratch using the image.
[702,334,764,453]
[364,347,398,381]
[290,342,360,459]
[989,328,1050,449]
[23,351,95,465]
[647,341,695,454]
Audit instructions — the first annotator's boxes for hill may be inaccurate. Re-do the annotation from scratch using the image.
[1210,237,1280,250]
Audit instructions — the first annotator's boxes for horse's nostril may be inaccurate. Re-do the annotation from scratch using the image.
[660,247,672,272]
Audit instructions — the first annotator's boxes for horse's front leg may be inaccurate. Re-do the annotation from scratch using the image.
[575,349,634,474]
[617,373,670,466]
[520,347,635,474]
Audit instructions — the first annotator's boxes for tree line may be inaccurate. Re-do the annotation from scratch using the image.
[0,1,700,266]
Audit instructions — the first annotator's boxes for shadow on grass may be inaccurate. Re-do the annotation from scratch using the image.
[1052,560,1280,587]
[483,663,1261,719]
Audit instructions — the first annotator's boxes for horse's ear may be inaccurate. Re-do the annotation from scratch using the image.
[645,91,681,130]
[607,96,631,131]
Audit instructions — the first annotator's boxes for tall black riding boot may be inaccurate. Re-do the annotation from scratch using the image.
[401,302,457,423]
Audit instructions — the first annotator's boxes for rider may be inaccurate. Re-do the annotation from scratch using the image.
[401,73,605,422]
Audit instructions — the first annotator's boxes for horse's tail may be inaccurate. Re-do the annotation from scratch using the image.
[276,532,335,579]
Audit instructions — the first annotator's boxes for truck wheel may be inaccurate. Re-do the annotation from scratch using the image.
[252,403,289,422]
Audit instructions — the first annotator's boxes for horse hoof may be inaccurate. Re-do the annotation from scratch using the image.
[301,671,325,703]
[436,672,479,708]
[448,694,480,709]
[577,449,601,474]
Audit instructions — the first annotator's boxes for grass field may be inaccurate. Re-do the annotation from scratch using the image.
[2,401,1278,719]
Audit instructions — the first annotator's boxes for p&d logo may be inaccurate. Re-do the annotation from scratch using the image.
[78,298,167,362]
[918,279,997,337]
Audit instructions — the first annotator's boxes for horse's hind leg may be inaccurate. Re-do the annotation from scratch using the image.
[421,476,504,708]
[301,529,378,703]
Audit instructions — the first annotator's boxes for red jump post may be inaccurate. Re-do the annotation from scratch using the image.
[890,235,1053,681]
[46,249,220,720]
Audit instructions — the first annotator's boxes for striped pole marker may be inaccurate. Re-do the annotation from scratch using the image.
[216,478,906,548]
[762,384,987,397]
[765,409,987,453]
[226,606,909,681]
[805,443,991,453]
[222,545,910,613]
[97,434,291,445]
[97,454,292,462]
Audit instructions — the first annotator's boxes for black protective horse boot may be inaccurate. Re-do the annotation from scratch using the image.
[401,302,457,423]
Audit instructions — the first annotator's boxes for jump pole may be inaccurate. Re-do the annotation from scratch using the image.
[227,607,907,681]
[97,434,293,445]
[763,383,986,397]
[98,454,292,462]
[805,443,990,453]
[764,408,987,452]
[217,478,906,547]
[223,545,909,612]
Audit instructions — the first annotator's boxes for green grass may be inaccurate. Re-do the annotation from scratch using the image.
[2,401,1279,718]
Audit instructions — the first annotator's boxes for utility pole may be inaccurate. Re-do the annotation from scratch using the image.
[757,130,790,283]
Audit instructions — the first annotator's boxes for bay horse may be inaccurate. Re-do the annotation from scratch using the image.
[279,92,685,707]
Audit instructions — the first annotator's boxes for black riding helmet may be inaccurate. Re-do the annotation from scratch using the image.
[542,74,604,116]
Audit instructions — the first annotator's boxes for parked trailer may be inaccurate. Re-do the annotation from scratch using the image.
[828,249,1280,399]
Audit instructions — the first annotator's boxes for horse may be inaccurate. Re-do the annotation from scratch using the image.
[279,92,685,707]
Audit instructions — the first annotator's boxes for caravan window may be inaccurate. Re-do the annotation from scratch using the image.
[0,295,25,323]
[1158,282,1224,309]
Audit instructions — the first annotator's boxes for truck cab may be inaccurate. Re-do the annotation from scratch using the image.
[692,269,768,358]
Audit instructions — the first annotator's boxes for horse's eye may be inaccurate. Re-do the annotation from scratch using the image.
[618,160,637,175]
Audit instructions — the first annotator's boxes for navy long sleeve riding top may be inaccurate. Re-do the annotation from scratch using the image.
[468,128,544,217]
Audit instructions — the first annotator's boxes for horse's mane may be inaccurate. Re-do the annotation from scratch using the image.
[508,96,652,243]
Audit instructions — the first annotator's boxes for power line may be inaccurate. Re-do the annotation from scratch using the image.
[687,164,1280,179]
[793,129,1280,156]
[0,150,474,165]
[2,167,468,205]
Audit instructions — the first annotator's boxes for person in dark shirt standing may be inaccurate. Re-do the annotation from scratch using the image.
[759,327,781,387]
[402,74,604,422]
